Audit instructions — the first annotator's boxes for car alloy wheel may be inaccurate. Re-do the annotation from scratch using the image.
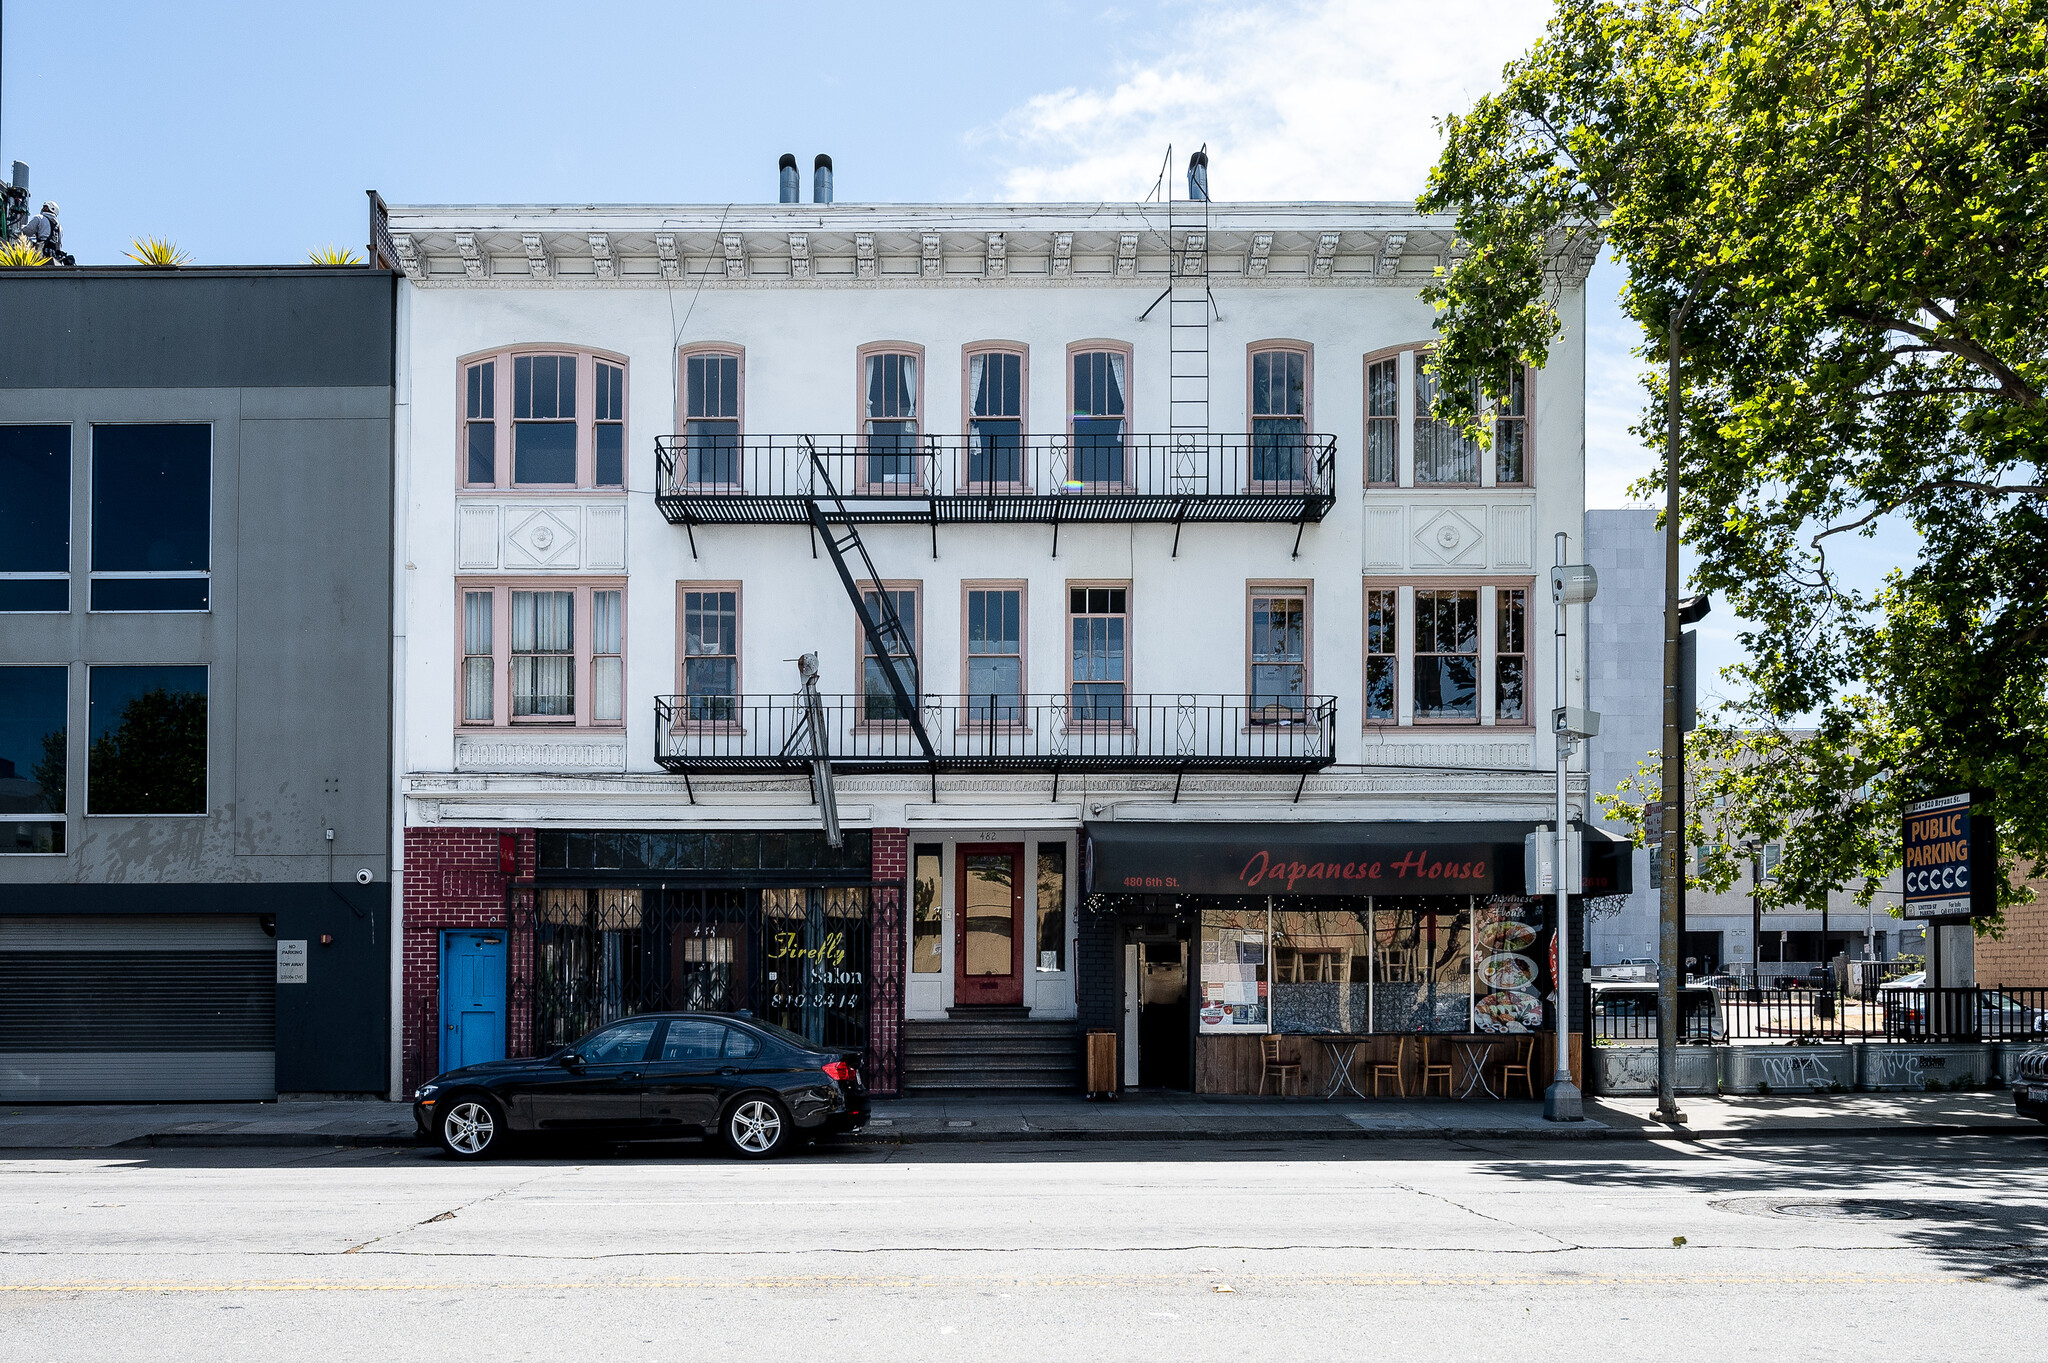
[726,1098,786,1157]
[442,1100,498,1158]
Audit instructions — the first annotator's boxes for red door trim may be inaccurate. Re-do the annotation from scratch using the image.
[954,843,1025,1007]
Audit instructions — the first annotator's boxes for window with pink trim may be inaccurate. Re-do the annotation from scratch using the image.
[457,349,627,491]
[456,580,625,729]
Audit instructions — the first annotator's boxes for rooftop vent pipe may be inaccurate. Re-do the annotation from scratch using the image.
[814,154,833,205]
[778,153,800,204]
[1187,149,1209,202]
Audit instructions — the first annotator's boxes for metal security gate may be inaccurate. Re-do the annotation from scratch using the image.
[0,916,276,1101]
[505,885,884,1069]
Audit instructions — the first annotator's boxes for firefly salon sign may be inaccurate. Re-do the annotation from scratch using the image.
[1901,792,1995,920]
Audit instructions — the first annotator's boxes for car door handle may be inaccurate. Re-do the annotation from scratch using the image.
[718,1067,740,1076]
[620,1071,641,1080]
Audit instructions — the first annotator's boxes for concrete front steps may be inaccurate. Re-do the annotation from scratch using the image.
[901,1016,1082,1093]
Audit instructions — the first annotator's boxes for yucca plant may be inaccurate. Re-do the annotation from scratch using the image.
[0,235,49,267]
[305,244,364,266]
[126,236,190,268]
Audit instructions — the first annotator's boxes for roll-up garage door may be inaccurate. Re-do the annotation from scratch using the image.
[0,916,276,1101]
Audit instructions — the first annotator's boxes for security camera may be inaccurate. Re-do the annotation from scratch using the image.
[354,868,374,886]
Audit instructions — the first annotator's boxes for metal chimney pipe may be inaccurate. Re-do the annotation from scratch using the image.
[1187,149,1210,202]
[813,154,834,205]
[11,161,27,191]
[778,153,799,204]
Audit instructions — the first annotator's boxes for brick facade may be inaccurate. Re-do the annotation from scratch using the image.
[400,825,534,1095]
[867,827,907,1096]
[1975,876,2048,987]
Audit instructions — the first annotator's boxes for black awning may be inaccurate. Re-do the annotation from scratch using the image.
[1084,820,1633,898]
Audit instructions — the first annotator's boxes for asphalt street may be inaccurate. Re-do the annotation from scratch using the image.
[3,1131,2046,1361]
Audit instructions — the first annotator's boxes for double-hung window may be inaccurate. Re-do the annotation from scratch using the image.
[1249,589,1308,720]
[683,351,741,486]
[1496,588,1527,721]
[1070,348,1128,486]
[594,362,625,488]
[1493,368,1528,485]
[1414,363,1481,486]
[1414,588,1479,720]
[91,425,210,612]
[465,360,497,486]
[1068,586,1127,722]
[1365,358,1399,486]
[682,587,739,722]
[966,350,1023,486]
[1249,348,1308,483]
[859,585,920,721]
[1365,588,1397,721]
[863,349,920,487]
[458,582,624,729]
[0,425,71,612]
[966,586,1023,723]
[0,666,67,852]
[513,354,577,485]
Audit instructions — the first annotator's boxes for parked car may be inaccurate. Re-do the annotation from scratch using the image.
[412,1012,869,1160]
[1876,976,2048,1037]
[2012,1048,2048,1125]
[1591,982,1726,1042]
[1692,974,1746,992]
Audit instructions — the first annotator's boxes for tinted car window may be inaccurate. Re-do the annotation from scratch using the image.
[658,1019,727,1061]
[724,1027,761,1059]
[581,1018,658,1064]
[736,1018,818,1051]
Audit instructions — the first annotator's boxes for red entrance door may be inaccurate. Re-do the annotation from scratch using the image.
[955,844,1025,1007]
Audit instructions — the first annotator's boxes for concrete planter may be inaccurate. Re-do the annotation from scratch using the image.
[1721,1044,1855,1094]
[1857,1043,1995,1091]
[1590,1045,1718,1096]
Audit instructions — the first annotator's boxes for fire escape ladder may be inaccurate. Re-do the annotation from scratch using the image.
[801,442,938,768]
[1168,192,1212,440]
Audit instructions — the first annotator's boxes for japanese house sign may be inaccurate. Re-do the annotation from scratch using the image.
[1902,792,1995,919]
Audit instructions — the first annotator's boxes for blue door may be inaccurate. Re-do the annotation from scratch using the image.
[440,931,507,1075]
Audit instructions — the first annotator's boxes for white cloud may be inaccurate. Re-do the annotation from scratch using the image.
[981,0,1556,202]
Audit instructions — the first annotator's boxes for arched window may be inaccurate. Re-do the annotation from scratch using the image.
[457,347,628,491]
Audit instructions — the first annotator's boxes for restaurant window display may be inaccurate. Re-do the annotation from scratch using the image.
[1196,903,1270,1032]
[1372,898,1475,1032]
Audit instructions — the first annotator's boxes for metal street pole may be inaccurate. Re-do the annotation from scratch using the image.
[1545,530,1583,1122]
[1656,293,1696,1127]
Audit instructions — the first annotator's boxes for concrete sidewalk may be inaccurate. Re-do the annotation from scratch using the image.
[0,1089,2038,1151]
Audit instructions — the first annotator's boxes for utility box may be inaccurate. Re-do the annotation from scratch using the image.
[1085,1030,1119,1099]
[1524,826,1584,895]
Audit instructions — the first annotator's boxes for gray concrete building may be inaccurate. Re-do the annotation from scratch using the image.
[0,267,395,1099]
[1585,508,1661,967]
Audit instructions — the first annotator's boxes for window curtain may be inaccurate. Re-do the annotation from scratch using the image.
[511,590,574,717]
[592,589,622,723]
[463,591,494,723]
[1414,363,1480,484]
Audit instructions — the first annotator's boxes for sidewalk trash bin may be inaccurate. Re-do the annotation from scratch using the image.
[1085,1030,1118,1099]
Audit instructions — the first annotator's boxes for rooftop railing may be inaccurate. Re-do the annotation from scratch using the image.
[653,691,1339,778]
[653,432,1337,529]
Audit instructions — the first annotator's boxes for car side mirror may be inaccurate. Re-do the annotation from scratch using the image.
[558,1051,583,1069]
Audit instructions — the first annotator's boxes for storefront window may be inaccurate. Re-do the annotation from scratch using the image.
[912,843,944,973]
[1036,844,1066,972]
[1197,904,1270,1032]
[1272,903,1369,1033]
[1474,896,1547,1033]
[1371,896,1474,1032]
[761,887,868,1046]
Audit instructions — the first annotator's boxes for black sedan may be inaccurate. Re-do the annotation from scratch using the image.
[412,1012,869,1160]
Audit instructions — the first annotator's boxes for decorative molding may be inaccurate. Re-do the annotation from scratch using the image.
[452,735,628,774]
[504,505,581,570]
[588,233,614,280]
[721,233,744,280]
[521,233,549,279]
[391,233,424,281]
[985,231,1007,279]
[789,233,810,279]
[1116,232,1139,278]
[1179,229,1206,277]
[585,503,626,569]
[855,232,876,280]
[1312,231,1340,277]
[920,231,941,278]
[1413,506,1487,566]
[455,233,484,281]
[1363,506,1404,570]
[1378,232,1407,277]
[456,503,500,570]
[1247,231,1273,277]
[655,233,679,281]
[1050,232,1072,277]
[1356,740,1540,770]
[1493,504,1535,568]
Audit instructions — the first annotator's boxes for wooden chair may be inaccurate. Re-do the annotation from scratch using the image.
[1371,1035,1408,1097]
[1497,1035,1537,1099]
[1420,1037,1454,1097]
[1258,1034,1302,1097]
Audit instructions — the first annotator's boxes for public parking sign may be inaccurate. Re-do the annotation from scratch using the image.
[1902,792,1993,919]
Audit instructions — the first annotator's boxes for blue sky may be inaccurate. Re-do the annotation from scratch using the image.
[1,0,1902,706]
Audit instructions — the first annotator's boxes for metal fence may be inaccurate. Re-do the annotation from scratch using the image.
[653,432,1338,526]
[1593,984,2048,1045]
[654,691,1341,777]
